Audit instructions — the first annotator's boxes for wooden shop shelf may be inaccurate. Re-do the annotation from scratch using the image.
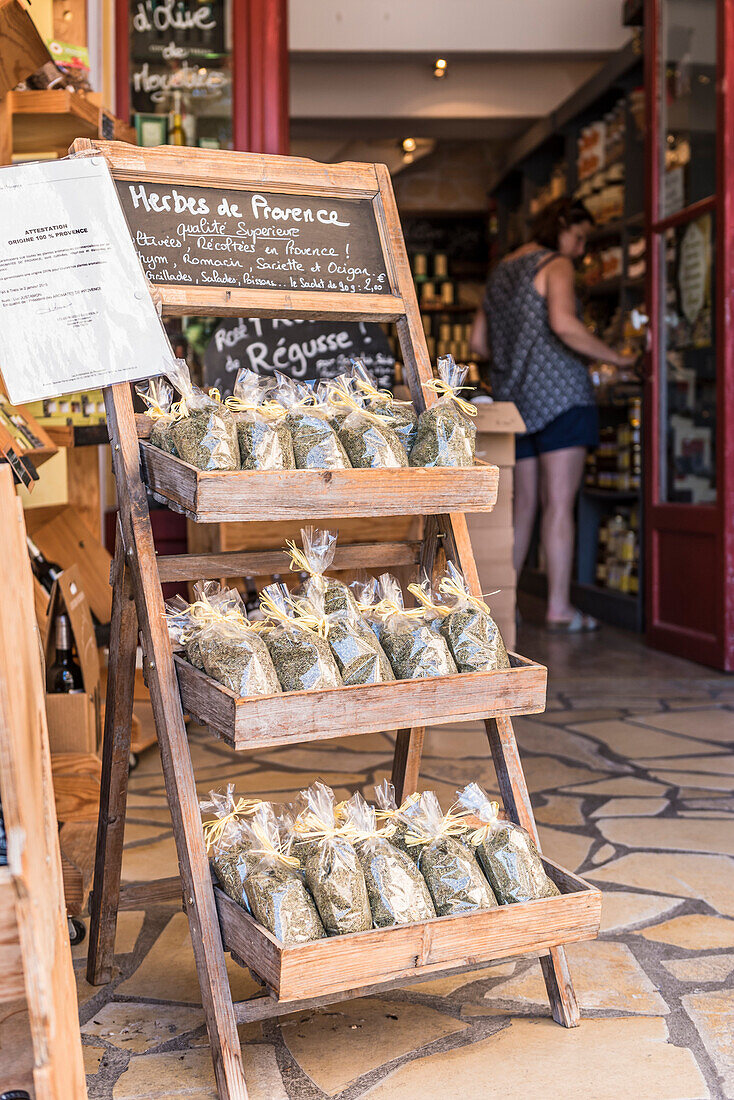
[9,89,135,156]
[174,653,547,749]
[215,860,601,1003]
[139,440,499,523]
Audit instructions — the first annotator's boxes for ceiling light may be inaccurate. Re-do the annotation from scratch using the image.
[434,58,447,78]
[402,137,417,153]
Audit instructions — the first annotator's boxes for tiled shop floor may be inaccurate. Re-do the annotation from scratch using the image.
[77,609,734,1099]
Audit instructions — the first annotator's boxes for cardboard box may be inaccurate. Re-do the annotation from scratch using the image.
[44,566,101,754]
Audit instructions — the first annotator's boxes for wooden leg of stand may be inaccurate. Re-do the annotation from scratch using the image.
[86,530,137,985]
[485,715,580,1028]
[391,726,425,802]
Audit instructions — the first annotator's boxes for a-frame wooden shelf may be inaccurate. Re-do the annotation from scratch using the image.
[76,140,595,1100]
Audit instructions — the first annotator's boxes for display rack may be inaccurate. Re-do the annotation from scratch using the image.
[78,141,600,1100]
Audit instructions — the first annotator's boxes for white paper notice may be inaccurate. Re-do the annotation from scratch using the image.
[0,156,175,404]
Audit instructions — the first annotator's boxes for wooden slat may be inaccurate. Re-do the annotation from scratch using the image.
[51,752,101,823]
[140,442,499,523]
[217,860,601,1003]
[174,655,547,749]
[157,541,421,583]
[138,288,404,321]
[0,872,24,1002]
[119,876,183,910]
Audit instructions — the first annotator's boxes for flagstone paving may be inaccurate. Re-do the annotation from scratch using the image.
[78,610,734,1099]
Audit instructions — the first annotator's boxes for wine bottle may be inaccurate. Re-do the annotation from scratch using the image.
[47,613,84,694]
[26,536,62,593]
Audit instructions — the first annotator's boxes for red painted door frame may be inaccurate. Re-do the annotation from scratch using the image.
[115,0,289,155]
[644,0,734,670]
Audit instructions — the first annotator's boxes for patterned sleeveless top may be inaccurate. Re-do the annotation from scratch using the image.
[483,249,595,434]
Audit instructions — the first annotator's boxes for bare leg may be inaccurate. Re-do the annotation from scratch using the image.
[513,455,539,575]
[539,446,587,623]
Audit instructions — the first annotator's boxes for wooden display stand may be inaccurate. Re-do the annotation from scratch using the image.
[78,141,599,1100]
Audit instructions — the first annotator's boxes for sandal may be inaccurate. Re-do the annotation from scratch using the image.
[546,610,599,634]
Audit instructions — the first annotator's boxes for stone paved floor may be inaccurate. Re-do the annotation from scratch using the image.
[77,607,734,1099]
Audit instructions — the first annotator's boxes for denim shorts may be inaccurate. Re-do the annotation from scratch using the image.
[515,404,600,461]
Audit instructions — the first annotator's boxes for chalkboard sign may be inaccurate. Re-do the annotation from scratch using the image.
[203,317,395,394]
[115,179,390,295]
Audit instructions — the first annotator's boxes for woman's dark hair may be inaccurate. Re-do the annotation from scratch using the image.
[529,198,594,250]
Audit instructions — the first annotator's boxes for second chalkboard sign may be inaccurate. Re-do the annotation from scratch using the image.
[116,179,390,295]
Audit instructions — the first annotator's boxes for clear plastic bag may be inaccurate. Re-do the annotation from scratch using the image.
[241,804,326,944]
[275,373,351,469]
[342,792,435,927]
[351,360,418,455]
[166,358,240,470]
[373,574,457,680]
[401,792,498,915]
[228,367,295,469]
[410,563,510,673]
[409,355,477,468]
[373,781,422,861]
[136,377,178,455]
[325,379,407,469]
[292,782,372,935]
[197,606,281,697]
[201,785,263,908]
[457,783,560,904]
[309,587,394,686]
[165,581,237,671]
[286,526,360,616]
[260,582,342,692]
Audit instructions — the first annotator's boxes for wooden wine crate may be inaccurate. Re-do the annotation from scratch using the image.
[139,440,499,523]
[215,860,602,1002]
[174,653,547,749]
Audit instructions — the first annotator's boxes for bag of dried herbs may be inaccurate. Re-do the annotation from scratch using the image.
[351,360,418,455]
[292,781,372,935]
[136,377,179,455]
[286,526,361,616]
[274,373,352,470]
[260,582,342,692]
[409,355,477,468]
[409,563,510,673]
[372,573,457,680]
[197,602,281,698]
[373,781,422,860]
[325,381,408,469]
[309,586,394,686]
[165,581,238,672]
[201,785,263,908]
[342,793,435,927]
[166,358,240,470]
[240,804,326,944]
[457,783,560,904]
[227,368,295,469]
[401,792,498,915]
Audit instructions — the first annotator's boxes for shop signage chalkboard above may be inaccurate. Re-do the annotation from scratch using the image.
[203,317,395,393]
[116,179,390,295]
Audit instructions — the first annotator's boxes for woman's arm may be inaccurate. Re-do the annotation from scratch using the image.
[470,307,489,360]
[546,256,634,368]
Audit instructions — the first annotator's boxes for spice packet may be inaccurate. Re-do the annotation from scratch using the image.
[286,526,360,616]
[227,368,295,469]
[241,804,326,944]
[197,602,281,698]
[260,583,342,692]
[342,792,435,926]
[201,786,263,908]
[274,373,351,469]
[457,783,560,904]
[351,360,418,455]
[136,377,178,455]
[166,358,240,470]
[308,586,394,686]
[373,781,422,860]
[165,581,236,671]
[292,781,372,935]
[372,573,457,680]
[409,355,477,468]
[325,380,407,469]
[401,792,498,915]
[409,563,510,673]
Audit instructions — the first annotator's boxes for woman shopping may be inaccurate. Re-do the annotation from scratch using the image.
[471,197,636,632]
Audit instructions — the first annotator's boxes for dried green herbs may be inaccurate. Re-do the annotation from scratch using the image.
[373,782,422,862]
[409,355,476,468]
[457,783,560,904]
[410,563,510,673]
[136,377,179,455]
[323,610,395,685]
[198,617,281,698]
[274,373,351,469]
[165,582,234,672]
[167,359,239,470]
[230,368,295,469]
[286,527,362,617]
[201,786,263,909]
[373,574,457,680]
[294,782,372,935]
[343,793,435,927]
[401,792,498,916]
[260,583,342,692]
[350,360,418,455]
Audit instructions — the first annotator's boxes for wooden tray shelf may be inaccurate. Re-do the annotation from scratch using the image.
[216,860,601,1003]
[174,653,547,749]
[139,440,499,523]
